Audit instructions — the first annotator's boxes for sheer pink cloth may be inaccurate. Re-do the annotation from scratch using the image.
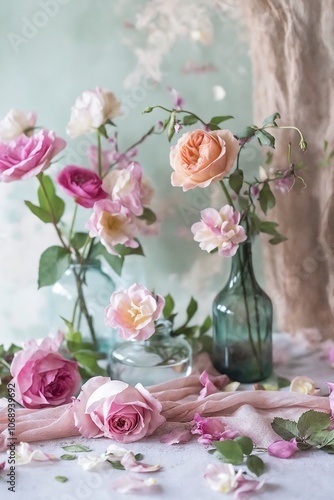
[0,356,330,450]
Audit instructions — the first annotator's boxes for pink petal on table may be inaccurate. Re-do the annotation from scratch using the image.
[121,451,161,473]
[16,442,57,465]
[111,475,161,494]
[0,461,5,471]
[198,370,230,400]
[160,428,192,445]
[234,475,264,499]
[268,438,299,458]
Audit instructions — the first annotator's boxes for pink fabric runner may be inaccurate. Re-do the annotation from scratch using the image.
[0,358,330,450]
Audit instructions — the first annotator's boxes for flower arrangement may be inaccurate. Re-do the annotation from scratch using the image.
[0,87,160,379]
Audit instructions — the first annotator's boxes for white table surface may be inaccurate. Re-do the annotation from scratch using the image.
[1,334,333,500]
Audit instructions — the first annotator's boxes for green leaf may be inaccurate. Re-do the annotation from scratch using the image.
[60,454,76,460]
[115,240,145,257]
[70,232,88,250]
[308,429,334,448]
[98,125,108,139]
[163,294,175,319]
[234,436,253,456]
[262,112,281,127]
[322,444,334,454]
[138,207,157,225]
[269,233,288,245]
[238,196,249,211]
[255,129,276,148]
[237,126,255,141]
[62,444,92,453]
[209,115,234,126]
[167,112,176,142]
[24,200,54,223]
[199,315,212,335]
[183,114,198,126]
[135,453,144,461]
[297,410,331,440]
[73,350,107,376]
[229,169,244,195]
[38,175,65,223]
[258,221,279,235]
[271,417,299,441]
[38,246,70,288]
[90,241,124,276]
[55,476,68,483]
[110,460,125,470]
[259,182,276,215]
[276,376,291,389]
[212,440,244,465]
[246,455,265,477]
[186,297,198,322]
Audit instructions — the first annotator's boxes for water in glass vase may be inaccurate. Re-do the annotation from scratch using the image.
[212,242,273,383]
[108,319,192,386]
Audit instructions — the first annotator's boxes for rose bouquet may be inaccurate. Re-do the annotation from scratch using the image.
[144,102,307,382]
[0,87,159,380]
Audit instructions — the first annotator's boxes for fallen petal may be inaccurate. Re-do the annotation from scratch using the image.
[268,438,299,458]
[121,451,161,472]
[160,428,192,445]
[290,376,320,395]
[15,442,57,465]
[112,475,161,494]
[78,454,108,470]
[234,475,264,499]
[105,444,128,461]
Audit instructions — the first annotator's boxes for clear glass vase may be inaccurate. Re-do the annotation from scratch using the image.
[212,242,273,383]
[108,319,192,386]
[50,261,115,353]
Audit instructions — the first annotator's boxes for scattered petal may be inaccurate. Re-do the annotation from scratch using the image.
[234,474,264,499]
[112,475,160,494]
[121,451,160,473]
[78,454,108,471]
[290,376,320,395]
[198,370,229,400]
[105,444,128,461]
[224,382,240,392]
[268,438,299,458]
[15,442,57,465]
[192,414,239,445]
[0,461,5,471]
[259,165,268,181]
[160,429,192,445]
[204,463,240,493]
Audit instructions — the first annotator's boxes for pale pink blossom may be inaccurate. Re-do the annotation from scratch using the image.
[268,438,299,458]
[85,199,139,255]
[170,129,239,191]
[167,86,184,110]
[197,370,230,400]
[103,163,144,215]
[204,463,241,494]
[191,205,247,257]
[204,463,264,497]
[0,130,66,183]
[191,413,239,445]
[15,443,56,465]
[72,377,165,443]
[0,109,37,141]
[104,283,165,341]
[10,333,81,409]
[289,376,320,395]
[160,428,193,445]
[66,87,121,137]
[121,451,161,472]
[112,476,160,494]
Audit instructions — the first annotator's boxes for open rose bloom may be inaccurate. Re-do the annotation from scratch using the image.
[57,165,108,208]
[10,333,81,409]
[104,283,165,340]
[0,109,37,142]
[170,129,239,191]
[72,377,165,443]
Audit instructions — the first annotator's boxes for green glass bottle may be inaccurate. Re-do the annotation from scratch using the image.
[212,242,273,383]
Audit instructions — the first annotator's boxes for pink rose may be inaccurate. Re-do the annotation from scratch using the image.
[170,129,239,191]
[57,165,108,208]
[72,377,165,443]
[85,199,139,255]
[10,333,81,409]
[104,283,165,341]
[0,130,66,183]
[191,205,247,257]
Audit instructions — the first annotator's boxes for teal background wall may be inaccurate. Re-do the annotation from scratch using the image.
[0,1,262,345]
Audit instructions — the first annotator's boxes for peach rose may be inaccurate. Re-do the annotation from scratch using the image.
[170,129,239,191]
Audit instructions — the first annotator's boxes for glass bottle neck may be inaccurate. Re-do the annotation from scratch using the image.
[228,242,256,284]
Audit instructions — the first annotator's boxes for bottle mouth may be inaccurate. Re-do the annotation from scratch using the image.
[154,318,172,334]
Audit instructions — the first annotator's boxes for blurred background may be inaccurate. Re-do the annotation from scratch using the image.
[0,0,264,345]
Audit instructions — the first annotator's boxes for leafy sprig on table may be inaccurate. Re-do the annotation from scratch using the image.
[272,410,334,454]
[209,437,265,477]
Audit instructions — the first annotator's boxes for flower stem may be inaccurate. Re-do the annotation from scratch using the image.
[68,204,78,243]
[97,131,102,177]
[219,180,235,208]
[72,266,97,350]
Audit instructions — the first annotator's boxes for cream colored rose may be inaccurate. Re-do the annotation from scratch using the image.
[289,376,320,395]
[0,109,36,141]
[170,129,239,191]
[66,87,121,137]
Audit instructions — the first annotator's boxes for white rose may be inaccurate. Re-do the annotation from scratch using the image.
[66,87,121,137]
[0,109,37,141]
